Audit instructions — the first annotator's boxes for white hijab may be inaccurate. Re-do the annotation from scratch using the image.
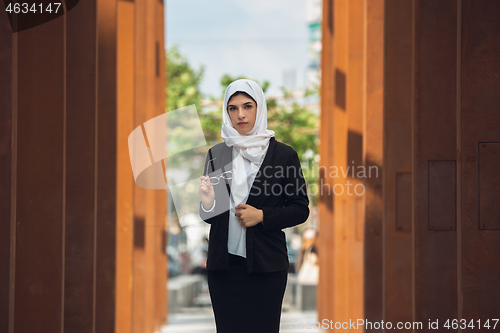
[221,79,276,165]
[221,79,275,218]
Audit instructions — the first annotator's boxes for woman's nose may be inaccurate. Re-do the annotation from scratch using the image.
[238,108,245,118]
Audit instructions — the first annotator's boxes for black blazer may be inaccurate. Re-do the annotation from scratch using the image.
[199,136,310,273]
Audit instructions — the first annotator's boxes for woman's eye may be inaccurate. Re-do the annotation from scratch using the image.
[245,105,252,108]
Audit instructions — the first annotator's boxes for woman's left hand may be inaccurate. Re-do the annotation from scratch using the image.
[235,204,263,228]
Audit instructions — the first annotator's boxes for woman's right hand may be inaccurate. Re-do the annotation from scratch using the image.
[199,176,215,210]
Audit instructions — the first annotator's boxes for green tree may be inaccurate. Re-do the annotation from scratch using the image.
[267,92,319,206]
[166,45,204,112]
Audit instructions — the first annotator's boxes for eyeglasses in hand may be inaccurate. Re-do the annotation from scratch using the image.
[205,157,233,185]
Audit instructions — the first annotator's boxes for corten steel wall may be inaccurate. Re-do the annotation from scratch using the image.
[318,0,385,328]
[363,0,384,329]
[384,0,413,327]
[460,0,500,323]
[117,0,168,332]
[318,0,500,331]
[317,0,336,322]
[0,0,167,332]
[413,0,458,326]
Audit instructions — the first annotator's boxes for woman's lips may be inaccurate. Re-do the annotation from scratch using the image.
[238,122,247,126]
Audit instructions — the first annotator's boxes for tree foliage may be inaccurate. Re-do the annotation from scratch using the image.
[167,45,204,112]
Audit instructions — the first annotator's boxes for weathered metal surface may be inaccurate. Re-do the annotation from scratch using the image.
[0,0,167,332]
[363,0,384,321]
[461,0,500,323]
[413,0,458,328]
[95,0,118,331]
[318,0,500,330]
[428,160,456,231]
[478,143,500,230]
[0,8,13,333]
[64,0,98,331]
[116,2,136,332]
[318,0,335,322]
[383,0,413,327]
[396,172,412,232]
[346,0,365,325]
[154,0,168,327]
[332,0,349,325]
[14,14,65,333]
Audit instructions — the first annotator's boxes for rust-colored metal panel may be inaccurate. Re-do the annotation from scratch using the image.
[383,0,413,326]
[363,0,384,326]
[318,0,335,322]
[116,1,136,333]
[0,10,12,333]
[413,0,458,327]
[95,0,118,332]
[428,160,456,231]
[154,0,168,327]
[395,172,411,231]
[346,0,364,325]
[144,1,160,331]
[335,69,346,111]
[0,1,167,332]
[63,0,98,332]
[461,0,500,322]
[14,15,65,333]
[333,0,349,324]
[133,0,148,331]
[478,143,500,230]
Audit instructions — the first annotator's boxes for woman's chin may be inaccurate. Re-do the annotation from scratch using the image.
[237,128,251,135]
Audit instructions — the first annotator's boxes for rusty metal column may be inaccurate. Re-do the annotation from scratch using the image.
[318,0,335,322]
[1,0,166,332]
[460,0,500,324]
[132,0,148,330]
[346,0,365,325]
[64,1,99,332]
[412,0,458,329]
[144,0,161,332]
[383,0,413,329]
[117,0,136,333]
[363,0,384,328]
[154,0,168,328]
[0,9,13,333]
[95,0,119,332]
[13,11,66,333]
[332,0,349,325]
[117,0,167,332]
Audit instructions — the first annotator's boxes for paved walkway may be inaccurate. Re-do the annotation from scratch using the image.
[161,306,322,333]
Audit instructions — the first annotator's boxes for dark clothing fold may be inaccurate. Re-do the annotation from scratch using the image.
[207,254,288,333]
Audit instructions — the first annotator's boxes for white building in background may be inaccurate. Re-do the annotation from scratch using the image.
[306,0,322,93]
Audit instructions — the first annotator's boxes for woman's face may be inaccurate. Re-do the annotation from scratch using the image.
[227,93,257,135]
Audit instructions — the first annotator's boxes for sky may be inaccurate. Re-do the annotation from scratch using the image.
[165,0,310,98]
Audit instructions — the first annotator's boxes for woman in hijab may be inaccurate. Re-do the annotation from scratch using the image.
[198,79,310,333]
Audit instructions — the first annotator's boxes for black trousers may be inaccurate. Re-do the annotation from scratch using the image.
[207,253,288,333]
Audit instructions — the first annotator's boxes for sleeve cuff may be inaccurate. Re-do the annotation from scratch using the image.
[201,199,216,212]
